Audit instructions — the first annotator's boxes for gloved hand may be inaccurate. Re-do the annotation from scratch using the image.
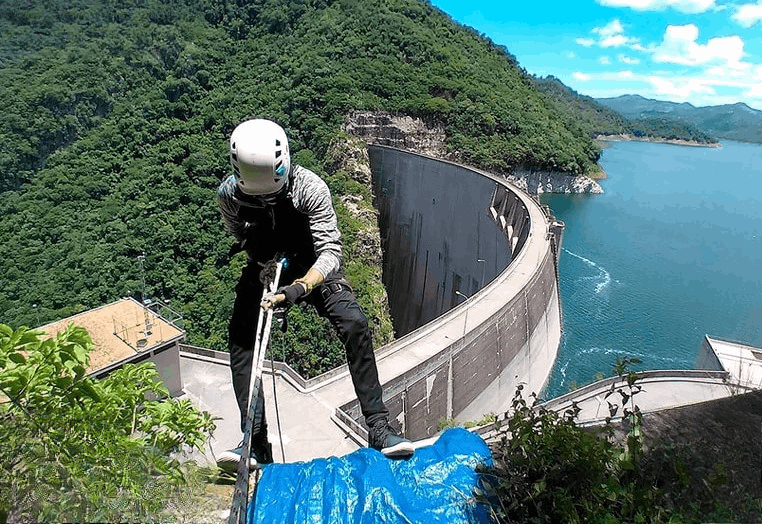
[261,282,307,311]
[278,282,307,305]
[258,259,279,286]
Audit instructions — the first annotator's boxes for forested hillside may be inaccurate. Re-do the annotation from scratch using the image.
[533,77,718,145]
[1,0,609,356]
[597,94,760,144]
[532,76,630,138]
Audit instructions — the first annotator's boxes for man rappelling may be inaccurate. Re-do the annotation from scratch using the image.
[216,118,414,472]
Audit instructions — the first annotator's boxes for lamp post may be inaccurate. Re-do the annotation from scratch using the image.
[455,290,470,338]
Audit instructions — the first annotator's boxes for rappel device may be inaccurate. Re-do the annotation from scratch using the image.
[228,259,284,524]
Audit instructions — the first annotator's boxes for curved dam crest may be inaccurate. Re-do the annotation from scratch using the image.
[337,146,565,439]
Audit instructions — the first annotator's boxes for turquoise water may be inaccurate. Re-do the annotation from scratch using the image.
[541,140,762,398]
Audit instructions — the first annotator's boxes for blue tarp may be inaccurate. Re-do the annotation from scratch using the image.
[247,427,494,524]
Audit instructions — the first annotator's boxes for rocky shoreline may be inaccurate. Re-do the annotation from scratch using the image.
[596,133,721,148]
[505,167,603,195]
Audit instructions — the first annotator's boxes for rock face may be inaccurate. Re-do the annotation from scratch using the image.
[326,136,384,268]
[510,168,603,195]
[326,134,394,344]
[342,111,602,194]
[341,111,449,159]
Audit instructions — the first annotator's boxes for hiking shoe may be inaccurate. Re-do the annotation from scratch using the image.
[368,420,414,458]
[216,441,273,473]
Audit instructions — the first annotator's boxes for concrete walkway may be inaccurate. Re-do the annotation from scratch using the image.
[179,352,359,466]
[180,334,762,466]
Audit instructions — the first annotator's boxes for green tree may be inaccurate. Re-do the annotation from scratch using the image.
[0,324,216,523]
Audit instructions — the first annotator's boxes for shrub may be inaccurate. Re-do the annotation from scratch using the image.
[0,324,215,523]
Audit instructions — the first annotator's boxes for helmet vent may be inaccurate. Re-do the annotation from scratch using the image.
[275,150,281,158]
[231,153,238,161]
[275,139,281,146]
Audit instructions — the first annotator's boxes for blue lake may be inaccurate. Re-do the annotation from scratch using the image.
[541,140,762,398]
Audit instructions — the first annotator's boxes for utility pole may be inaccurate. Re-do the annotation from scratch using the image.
[137,255,152,336]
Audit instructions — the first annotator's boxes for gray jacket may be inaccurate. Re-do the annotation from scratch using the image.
[217,166,343,278]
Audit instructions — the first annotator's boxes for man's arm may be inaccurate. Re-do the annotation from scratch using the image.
[261,168,340,310]
[261,267,323,311]
[217,175,247,241]
[293,167,342,278]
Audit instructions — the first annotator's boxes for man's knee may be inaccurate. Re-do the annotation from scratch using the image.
[347,305,370,332]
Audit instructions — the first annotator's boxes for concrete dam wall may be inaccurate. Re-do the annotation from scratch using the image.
[370,146,521,337]
[338,146,565,440]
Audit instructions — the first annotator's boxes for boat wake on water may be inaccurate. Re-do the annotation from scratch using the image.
[562,248,615,294]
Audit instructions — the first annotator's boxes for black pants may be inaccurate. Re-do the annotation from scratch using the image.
[228,263,389,447]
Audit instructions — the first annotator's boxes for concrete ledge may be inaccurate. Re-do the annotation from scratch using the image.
[474,369,737,443]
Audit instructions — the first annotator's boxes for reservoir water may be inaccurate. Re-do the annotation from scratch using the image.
[541,140,762,399]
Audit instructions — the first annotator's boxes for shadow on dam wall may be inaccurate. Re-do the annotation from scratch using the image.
[335,146,565,440]
[370,146,527,336]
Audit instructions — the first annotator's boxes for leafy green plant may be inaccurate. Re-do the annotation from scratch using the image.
[479,358,762,523]
[481,386,623,524]
[605,357,645,472]
[0,323,216,523]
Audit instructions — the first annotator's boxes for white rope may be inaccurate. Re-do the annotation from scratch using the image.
[271,345,287,463]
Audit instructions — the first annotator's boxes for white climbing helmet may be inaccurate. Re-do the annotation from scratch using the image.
[230,119,291,196]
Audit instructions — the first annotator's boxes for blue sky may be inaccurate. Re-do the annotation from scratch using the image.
[429,0,762,110]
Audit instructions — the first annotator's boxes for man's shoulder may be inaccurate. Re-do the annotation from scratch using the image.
[292,165,330,197]
[292,165,323,184]
[218,174,237,198]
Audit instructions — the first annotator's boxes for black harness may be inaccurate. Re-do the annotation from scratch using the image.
[234,185,316,284]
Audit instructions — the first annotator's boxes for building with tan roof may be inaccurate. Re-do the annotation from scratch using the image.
[39,297,186,395]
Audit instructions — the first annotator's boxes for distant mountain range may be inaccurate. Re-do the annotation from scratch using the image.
[595,95,762,144]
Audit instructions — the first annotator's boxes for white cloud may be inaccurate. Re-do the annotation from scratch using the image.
[648,76,716,97]
[618,54,641,65]
[576,38,596,47]
[594,19,625,37]
[590,19,640,48]
[746,82,762,98]
[732,1,762,27]
[599,55,612,65]
[568,67,762,109]
[601,35,631,47]
[566,51,577,59]
[652,24,747,69]
[597,0,716,13]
